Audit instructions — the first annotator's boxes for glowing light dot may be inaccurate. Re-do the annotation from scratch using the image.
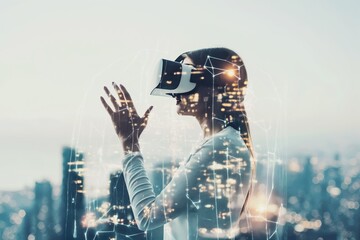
[294,224,304,232]
[226,69,235,76]
[28,235,35,240]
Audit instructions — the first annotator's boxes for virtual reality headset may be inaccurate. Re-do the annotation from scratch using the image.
[150,58,241,97]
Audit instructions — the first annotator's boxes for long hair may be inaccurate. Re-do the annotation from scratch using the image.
[175,47,254,157]
[176,48,256,221]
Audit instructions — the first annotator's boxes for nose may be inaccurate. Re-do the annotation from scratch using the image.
[169,93,177,98]
[172,94,181,100]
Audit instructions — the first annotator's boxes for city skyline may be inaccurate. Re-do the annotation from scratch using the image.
[1,147,358,239]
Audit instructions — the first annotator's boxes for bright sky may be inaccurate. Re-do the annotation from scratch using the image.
[0,0,359,191]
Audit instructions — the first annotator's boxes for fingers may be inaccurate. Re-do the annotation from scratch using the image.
[119,84,136,112]
[112,82,128,109]
[103,82,141,118]
[104,86,119,110]
[139,106,153,135]
[143,106,153,123]
[100,96,114,116]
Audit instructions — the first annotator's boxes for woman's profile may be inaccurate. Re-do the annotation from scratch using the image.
[101,47,254,239]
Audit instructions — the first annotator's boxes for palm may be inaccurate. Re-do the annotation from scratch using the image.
[101,83,153,148]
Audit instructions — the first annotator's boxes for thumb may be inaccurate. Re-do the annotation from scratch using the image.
[144,106,153,117]
[142,106,153,125]
[138,106,153,136]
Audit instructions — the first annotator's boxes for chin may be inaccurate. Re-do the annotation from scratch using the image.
[176,105,185,115]
[176,107,188,116]
[177,110,195,116]
[177,109,186,115]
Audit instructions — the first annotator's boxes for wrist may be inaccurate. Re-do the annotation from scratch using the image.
[122,137,140,154]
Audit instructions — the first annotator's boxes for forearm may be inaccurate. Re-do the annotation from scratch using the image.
[122,152,162,231]
[121,144,208,231]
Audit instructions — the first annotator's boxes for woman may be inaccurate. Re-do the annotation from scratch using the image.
[101,48,254,239]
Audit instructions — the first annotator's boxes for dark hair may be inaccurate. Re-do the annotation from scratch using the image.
[176,48,254,156]
[176,48,248,99]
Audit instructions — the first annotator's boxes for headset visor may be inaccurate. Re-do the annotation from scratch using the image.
[150,59,196,97]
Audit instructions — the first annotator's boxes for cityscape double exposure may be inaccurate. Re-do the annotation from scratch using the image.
[1,43,359,240]
[1,54,359,238]
[1,148,359,239]
[1,1,359,240]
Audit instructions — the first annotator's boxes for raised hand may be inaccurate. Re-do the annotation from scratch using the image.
[100,82,153,153]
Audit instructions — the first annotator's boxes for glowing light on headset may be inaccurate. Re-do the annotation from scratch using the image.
[226,69,236,77]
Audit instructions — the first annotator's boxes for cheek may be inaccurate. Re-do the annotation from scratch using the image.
[190,93,199,102]
[184,93,201,107]
[180,98,187,105]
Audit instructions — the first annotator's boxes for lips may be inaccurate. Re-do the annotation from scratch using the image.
[175,95,181,105]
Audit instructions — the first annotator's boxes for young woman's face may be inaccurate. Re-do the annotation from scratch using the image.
[175,56,213,116]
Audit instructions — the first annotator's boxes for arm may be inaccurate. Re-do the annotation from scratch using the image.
[100,84,251,232]
[121,136,252,232]
[121,142,215,231]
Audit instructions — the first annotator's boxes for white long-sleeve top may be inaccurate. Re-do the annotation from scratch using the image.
[122,126,252,240]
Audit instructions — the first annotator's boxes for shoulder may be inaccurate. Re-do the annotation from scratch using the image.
[189,127,250,164]
[201,127,248,152]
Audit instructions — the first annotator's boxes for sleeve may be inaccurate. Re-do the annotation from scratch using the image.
[122,135,251,232]
[121,141,215,231]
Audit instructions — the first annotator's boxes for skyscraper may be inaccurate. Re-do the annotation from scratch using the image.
[59,147,85,240]
[33,181,55,240]
[108,170,145,240]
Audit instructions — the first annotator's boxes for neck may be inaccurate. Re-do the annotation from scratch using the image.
[196,113,227,138]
